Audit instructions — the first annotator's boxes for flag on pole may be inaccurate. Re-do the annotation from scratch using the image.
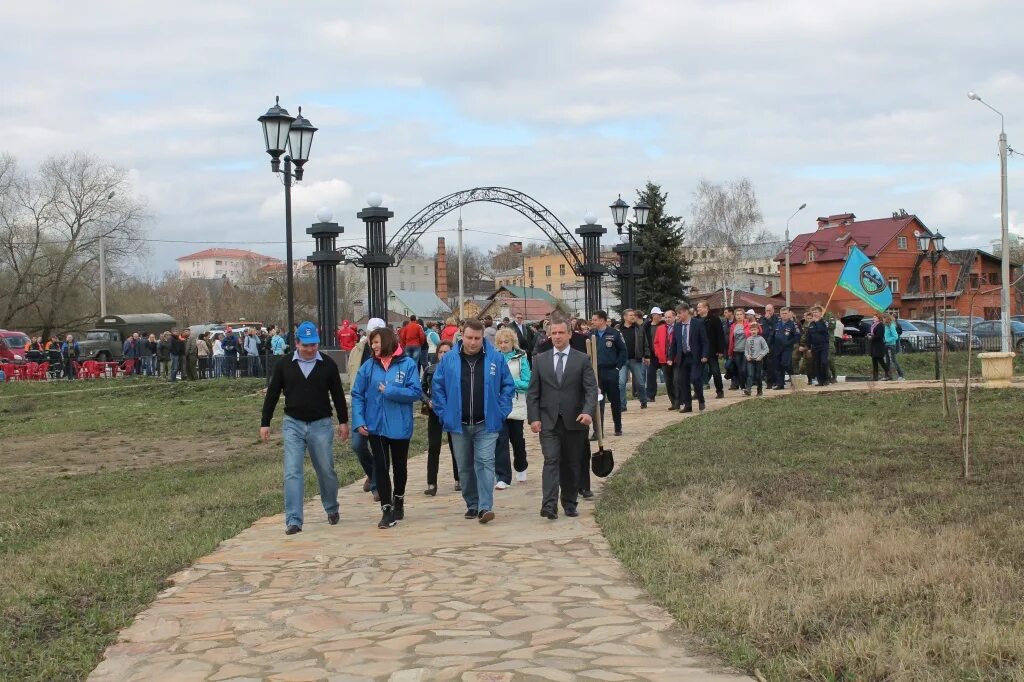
[836,245,893,312]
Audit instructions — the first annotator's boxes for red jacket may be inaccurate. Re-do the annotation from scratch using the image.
[398,322,426,349]
[727,321,753,355]
[652,322,669,364]
[440,324,458,343]
[337,325,357,351]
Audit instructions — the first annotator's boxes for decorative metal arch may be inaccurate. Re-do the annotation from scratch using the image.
[386,187,584,273]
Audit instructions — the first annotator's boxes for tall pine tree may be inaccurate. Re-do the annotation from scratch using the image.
[624,181,689,313]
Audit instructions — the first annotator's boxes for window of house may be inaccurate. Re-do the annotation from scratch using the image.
[897,236,908,250]
[806,249,816,262]
[940,274,948,290]
[546,284,552,292]
[528,267,534,278]
[757,267,764,273]
[970,273,979,289]
[909,309,917,318]
[399,265,405,273]
[923,275,931,291]
[410,282,416,290]
[545,265,552,276]
[424,266,429,274]
[990,273,1001,285]
[559,264,566,276]
[400,281,405,290]
[888,277,899,293]
[215,260,223,265]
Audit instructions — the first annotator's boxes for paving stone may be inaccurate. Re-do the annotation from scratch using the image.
[87,403,755,682]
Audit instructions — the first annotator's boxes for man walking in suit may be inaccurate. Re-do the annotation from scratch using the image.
[527,318,598,520]
[668,305,710,412]
[512,312,535,358]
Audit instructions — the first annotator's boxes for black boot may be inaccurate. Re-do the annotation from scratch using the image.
[378,504,396,529]
[393,495,405,521]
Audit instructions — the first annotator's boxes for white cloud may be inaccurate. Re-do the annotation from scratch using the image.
[258,178,355,224]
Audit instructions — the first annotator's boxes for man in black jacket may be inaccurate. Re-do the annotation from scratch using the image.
[618,309,650,411]
[758,304,780,390]
[261,321,351,535]
[697,301,726,399]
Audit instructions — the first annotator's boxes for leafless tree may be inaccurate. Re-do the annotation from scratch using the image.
[0,153,147,335]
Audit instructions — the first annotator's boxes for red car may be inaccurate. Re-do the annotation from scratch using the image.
[0,329,31,364]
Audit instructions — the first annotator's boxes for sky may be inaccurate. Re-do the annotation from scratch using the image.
[3,0,1023,275]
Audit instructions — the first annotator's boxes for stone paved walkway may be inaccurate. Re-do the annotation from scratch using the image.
[89,380,945,682]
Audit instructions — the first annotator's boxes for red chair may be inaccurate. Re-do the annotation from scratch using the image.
[81,360,101,379]
[32,362,49,380]
[119,359,136,377]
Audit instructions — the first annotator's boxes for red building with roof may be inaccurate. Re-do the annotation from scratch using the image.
[779,213,1020,319]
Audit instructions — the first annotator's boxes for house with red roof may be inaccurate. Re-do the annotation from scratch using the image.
[779,212,1020,319]
[176,248,280,282]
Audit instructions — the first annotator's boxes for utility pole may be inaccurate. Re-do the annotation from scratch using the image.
[999,128,1011,353]
[98,235,107,317]
[458,212,465,320]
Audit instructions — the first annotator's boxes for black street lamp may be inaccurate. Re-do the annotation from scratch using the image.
[258,96,317,347]
[610,196,649,310]
[576,213,607,317]
[919,230,946,380]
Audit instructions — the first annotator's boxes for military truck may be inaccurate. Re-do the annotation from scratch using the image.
[78,313,179,362]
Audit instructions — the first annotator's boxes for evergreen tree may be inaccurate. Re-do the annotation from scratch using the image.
[617,181,689,313]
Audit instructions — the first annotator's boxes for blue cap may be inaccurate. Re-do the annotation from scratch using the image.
[296,321,320,344]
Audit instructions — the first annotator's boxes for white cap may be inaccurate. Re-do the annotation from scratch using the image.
[745,309,756,316]
[367,317,386,332]
[650,307,664,315]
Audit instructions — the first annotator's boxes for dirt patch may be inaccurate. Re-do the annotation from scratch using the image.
[2,432,258,478]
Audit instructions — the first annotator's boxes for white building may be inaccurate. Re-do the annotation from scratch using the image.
[394,257,436,293]
[176,248,280,281]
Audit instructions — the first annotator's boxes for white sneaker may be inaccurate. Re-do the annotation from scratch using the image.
[494,481,508,490]
[515,471,527,483]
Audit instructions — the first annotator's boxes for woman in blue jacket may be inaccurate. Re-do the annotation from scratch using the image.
[352,327,422,529]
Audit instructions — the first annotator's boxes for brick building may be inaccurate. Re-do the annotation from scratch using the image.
[780,212,1021,319]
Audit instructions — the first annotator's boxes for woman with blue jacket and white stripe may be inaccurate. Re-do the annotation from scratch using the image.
[352,327,423,529]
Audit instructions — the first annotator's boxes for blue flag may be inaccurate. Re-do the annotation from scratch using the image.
[837,245,893,312]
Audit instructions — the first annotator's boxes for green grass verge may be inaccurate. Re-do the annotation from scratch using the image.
[598,389,1024,681]
[1,378,425,681]
[833,350,1024,380]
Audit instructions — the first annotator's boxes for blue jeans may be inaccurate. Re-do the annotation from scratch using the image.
[451,423,498,513]
[886,344,904,378]
[282,416,339,528]
[168,355,181,382]
[618,359,648,409]
[351,430,376,491]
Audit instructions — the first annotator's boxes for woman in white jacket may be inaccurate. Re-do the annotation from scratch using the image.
[212,333,225,378]
[493,328,531,488]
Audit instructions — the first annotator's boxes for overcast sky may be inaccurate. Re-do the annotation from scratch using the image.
[4,1,1022,274]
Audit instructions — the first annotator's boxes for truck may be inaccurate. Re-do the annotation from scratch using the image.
[78,313,179,362]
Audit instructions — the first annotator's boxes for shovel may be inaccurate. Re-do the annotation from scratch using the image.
[586,337,615,478]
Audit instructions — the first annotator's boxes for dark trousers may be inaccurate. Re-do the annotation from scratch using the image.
[745,359,763,392]
[224,355,237,378]
[538,416,585,514]
[673,357,705,408]
[763,346,776,388]
[703,355,723,394]
[812,347,830,386]
[368,435,410,507]
[646,362,660,401]
[426,411,458,486]
[185,354,198,381]
[495,419,528,484]
[871,355,891,379]
[597,367,622,432]
[773,347,793,388]
[730,352,747,389]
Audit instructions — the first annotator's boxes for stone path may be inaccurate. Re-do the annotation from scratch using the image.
[89,380,947,682]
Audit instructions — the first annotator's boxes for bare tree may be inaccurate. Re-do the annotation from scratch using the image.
[688,178,769,297]
[0,153,147,335]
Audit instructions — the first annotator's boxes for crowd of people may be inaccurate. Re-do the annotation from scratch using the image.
[259,299,882,534]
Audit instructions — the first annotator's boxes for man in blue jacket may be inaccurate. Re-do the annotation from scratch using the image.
[431,320,515,524]
[668,305,709,412]
[769,306,800,390]
[807,306,831,387]
[589,310,627,437]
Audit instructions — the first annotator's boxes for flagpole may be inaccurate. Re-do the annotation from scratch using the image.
[823,280,840,311]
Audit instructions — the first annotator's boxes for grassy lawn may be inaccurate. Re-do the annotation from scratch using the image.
[598,389,1024,681]
[833,349,1024,380]
[0,377,425,681]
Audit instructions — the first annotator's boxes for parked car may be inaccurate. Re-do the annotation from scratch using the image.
[0,329,31,363]
[839,316,938,354]
[944,315,984,332]
[906,320,980,351]
[971,319,1024,351]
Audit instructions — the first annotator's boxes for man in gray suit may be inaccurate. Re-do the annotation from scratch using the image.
[526,318,598,520]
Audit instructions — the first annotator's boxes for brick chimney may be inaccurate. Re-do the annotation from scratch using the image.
[435,237,448,302]
[817,213,856,230]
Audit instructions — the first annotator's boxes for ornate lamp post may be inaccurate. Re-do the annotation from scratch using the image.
[610,196,649,310]
[919,230,946,380]
[357,193,394,321]
[306,208,344,347]
[258,96,317,346]
[576,213,607,317]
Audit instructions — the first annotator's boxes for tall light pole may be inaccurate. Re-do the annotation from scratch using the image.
[258,97,317,347]
[968,91,1011,353]
[919,231,945,380]
[610,195,649,310]
[784,203,806,308]
[98,191,115,317]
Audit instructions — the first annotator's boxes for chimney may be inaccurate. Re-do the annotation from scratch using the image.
[436,237,448,302]
[817,213,856,230]
[509,241,523,254]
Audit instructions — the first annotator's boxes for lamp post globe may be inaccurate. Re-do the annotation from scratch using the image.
[287,107,317,179]
[610,195,629,228]
[258,96,295,172]
[632,200,651,227]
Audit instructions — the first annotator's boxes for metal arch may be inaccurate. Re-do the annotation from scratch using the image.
[335,244,368,266]
[386,187,584,272]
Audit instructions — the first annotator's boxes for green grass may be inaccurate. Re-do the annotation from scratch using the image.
[833,350,1024,380]
[598,389,1024,681]
[0,378,425,681]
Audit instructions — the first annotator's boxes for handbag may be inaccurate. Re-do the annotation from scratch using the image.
[508,391,527,421]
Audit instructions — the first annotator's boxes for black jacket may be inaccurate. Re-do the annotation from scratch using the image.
[702,314,727,356]
[261,353,349,427]
[620,323,650,360]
